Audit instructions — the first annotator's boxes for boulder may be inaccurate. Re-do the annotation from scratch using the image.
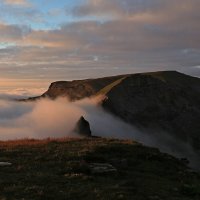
[74,116,92,137]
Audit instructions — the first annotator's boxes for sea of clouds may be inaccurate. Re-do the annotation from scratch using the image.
[0,91,199,168]
[0,94,138,140]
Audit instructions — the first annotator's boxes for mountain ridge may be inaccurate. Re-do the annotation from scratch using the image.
[22,70,200,167]
[29,71,200,100]
[25,70,200,101]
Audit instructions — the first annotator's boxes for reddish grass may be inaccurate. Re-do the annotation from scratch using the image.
[0,137,80,148]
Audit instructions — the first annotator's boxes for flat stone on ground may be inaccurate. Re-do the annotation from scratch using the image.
[89,163,117,174]
[0,162,12,166]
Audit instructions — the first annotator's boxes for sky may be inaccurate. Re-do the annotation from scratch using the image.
[0,0,200,95]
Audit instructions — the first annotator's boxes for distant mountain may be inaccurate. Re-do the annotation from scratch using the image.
[25,71,200,163]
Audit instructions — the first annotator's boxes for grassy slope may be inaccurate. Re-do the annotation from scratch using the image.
[0,138,200,200]
[95,71,200,98]
[96,77,127,96]
[142,71,200,91]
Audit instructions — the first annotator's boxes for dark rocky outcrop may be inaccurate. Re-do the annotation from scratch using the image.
[45,75,127,101]
[24,75,126,102]
[74,116,92,137]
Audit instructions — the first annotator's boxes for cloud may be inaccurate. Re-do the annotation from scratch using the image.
[0,96,129,140]
[0,98,82,139]
[3,0,31,7]
[0,78,50,103]
[0,0,200,79]
[0,88,46,99]
[0,23,28,43]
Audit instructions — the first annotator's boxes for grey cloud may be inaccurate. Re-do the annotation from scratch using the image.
[2,0,31,6]
[0,24,30,42]
[0,0,200,79]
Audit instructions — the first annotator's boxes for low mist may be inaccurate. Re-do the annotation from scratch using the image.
[0,95,136,140]
[0,94,199,169]
[0,95,146,141]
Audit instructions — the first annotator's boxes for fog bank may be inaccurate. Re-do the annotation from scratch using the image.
[0,94,199,169]
[0,95,138,140]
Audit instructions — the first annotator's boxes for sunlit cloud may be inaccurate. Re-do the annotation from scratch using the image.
[0,0,199,91]
[3,0,31,6]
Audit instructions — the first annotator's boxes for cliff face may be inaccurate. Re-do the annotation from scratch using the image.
[41,75,126,101]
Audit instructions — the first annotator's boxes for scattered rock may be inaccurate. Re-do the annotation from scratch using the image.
[74,116,92,137]
[89,163,117,174]
[0,162,12,166]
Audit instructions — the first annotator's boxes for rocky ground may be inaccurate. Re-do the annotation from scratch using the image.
[0,138,200,200]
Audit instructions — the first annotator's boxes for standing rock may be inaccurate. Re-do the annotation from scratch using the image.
[74,116,92,137]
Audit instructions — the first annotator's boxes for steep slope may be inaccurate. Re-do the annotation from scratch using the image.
[143,71,200,93]
[26,74,126,101]
[102,71,200,151]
